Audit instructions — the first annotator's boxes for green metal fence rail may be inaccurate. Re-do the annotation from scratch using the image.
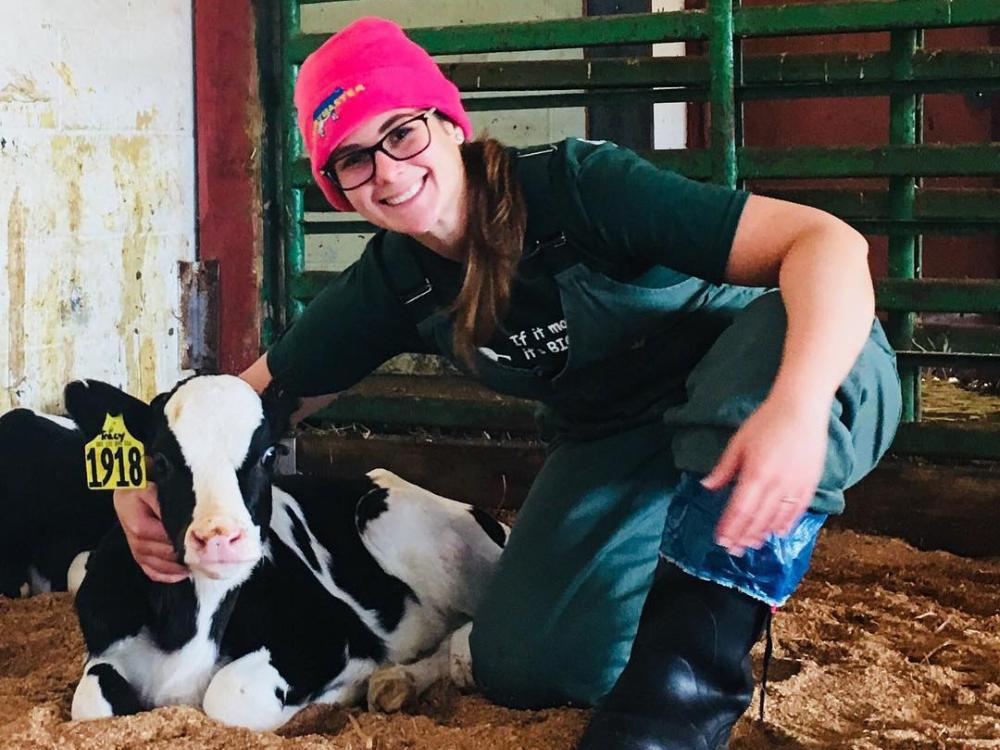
[267,0,1000,461]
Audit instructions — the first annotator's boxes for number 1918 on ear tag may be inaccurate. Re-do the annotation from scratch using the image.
[84,414,146,490]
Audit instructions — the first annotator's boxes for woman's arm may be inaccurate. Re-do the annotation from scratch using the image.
[703,194,874,554]
[239,353,338,423]
[723,193,874,398]
[239,353,273,394]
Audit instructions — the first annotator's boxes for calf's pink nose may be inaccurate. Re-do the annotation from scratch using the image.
[188,518,247,563]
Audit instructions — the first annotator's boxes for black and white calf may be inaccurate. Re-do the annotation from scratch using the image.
[58,375,507,730]
[0,407,115,597]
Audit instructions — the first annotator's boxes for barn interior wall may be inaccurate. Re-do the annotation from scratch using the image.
[0,1,196,413]
[652,0,687,149]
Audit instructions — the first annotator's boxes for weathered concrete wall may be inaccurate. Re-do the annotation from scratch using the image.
[0,1,195,412]
[652,0,687,149]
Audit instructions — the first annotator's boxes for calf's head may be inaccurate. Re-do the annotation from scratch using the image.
[65,376,297,582]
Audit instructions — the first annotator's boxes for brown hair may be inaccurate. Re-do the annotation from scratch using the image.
[448,137,527,369]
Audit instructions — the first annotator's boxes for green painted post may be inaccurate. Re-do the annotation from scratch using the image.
[887,29,922,422]
[282,1,307,324]
[254,0,279,349]
[708,0,737,188]
[287,189,306,321]
[733,0,745,191]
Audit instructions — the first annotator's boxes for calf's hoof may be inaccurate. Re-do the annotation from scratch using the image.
[367,666,417,713]
[72,675,115,721]
[449,624,476,691]
[72,663,140,720]
[203,648,294,731]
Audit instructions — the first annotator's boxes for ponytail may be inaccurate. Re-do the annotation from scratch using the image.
[448,138,527,369]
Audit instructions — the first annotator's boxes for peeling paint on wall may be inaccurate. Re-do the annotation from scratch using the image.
[135,107,158,130]
[0,74,50,104]
[139,337,158,402]
[111,135,172,403]
[5,190,26,410]
[120,195,151,402]
[51,135,95,235]
[18,135,93,407]
[35,265,79,408]
[53,62,79,97]
[1,3,195,413]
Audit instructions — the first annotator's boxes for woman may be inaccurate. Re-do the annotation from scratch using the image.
[115,16,901,749]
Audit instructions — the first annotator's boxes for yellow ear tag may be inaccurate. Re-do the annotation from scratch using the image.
[84,414,147,490]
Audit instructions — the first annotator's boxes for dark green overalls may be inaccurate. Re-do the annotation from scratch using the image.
[377,143,902,709]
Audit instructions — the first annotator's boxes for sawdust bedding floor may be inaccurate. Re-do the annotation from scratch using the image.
[1,529,998,750]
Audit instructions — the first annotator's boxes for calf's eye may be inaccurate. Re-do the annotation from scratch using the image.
[260,446,278,468]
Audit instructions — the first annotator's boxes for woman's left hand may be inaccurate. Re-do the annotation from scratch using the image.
[701,391,830,556]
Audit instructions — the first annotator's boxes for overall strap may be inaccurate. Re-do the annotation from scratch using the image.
[516,144,579,275]
[373,230,442,329]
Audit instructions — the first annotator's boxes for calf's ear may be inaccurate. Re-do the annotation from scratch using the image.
[259,380,300,440]
[63,380,154,444]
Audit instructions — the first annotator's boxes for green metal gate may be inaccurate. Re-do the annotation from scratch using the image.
[263,0,1000,461]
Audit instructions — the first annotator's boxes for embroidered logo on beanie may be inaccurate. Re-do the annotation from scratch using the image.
[312,83,366,138]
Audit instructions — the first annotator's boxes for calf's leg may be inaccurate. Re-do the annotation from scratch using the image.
[203,648,299,731]
[367,623,475,713]
[367,642,449,712]
[72,660,142,719]
[448,622,475,690]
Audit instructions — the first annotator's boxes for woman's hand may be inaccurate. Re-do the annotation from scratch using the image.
[702,190,871,558]
[113,482,189,583]
[701,392,829,556]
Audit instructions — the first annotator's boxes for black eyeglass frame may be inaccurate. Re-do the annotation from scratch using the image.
[321,108,437,191]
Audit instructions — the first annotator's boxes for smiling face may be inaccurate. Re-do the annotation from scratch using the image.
[330,107,468,252]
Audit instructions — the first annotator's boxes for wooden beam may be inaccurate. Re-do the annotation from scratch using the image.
[295,432,545,514]
[832,458,1000,558]
[293,434,999,558]
[193,0,263,373]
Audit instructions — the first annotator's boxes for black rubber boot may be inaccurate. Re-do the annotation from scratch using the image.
[576,561,769,750]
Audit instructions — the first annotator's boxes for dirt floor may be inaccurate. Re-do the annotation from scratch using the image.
[1,528,998,750]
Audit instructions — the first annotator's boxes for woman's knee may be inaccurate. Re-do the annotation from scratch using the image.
[469,556,653,709]
[469,614,619,709]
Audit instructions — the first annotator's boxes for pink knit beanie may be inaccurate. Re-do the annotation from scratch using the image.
[294,17,473,211]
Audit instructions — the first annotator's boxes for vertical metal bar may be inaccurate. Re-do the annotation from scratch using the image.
[255,0,280,349]
[287,188,306,321]
[732,0,745,191]
[886,29,922,422]
[708,0,737,188]
[281,1,307,324]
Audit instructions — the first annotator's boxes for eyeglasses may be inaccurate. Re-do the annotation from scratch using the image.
[322,108,437,191]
